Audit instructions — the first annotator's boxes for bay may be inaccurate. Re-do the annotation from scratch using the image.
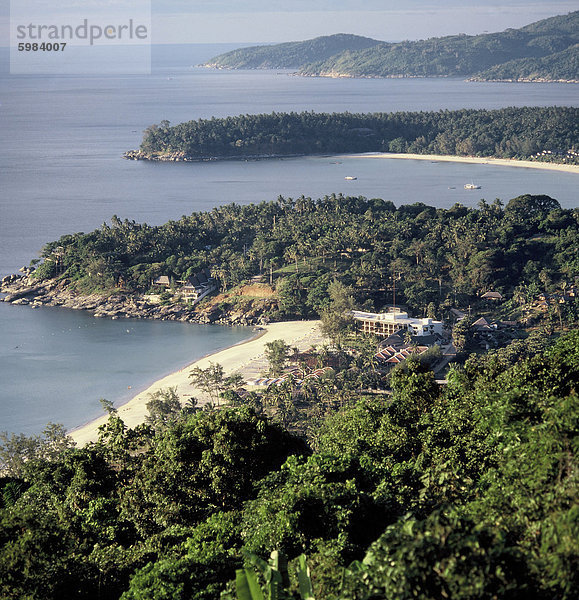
[0,303,251,435]
[0,44,577,435]
[1,44,577,275]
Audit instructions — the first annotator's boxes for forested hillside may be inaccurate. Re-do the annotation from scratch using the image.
[129,107,579,162]
[1,326,577,599]
[204,12,579,81]
[204,33,380,69]
[472,44,579,82]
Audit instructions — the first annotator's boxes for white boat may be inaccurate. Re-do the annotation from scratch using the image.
[344,176,357,180]
[464,182,481,189]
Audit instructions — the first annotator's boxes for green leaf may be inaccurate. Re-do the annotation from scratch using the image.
[297,554,315,600]
[270,550,290,588]
[235,569,265,600]
[242,548,270,576]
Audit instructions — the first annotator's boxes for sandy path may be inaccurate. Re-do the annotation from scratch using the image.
[341,152,579,173]
[69,320,324,446]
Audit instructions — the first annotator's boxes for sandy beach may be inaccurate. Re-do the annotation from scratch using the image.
[69,320,325,446]
[342,152,579,174]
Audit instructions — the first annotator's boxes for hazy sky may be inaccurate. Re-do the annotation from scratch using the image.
[152,1,577,43]
[2,1,577,45]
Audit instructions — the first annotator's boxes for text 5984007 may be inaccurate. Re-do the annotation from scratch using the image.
[18,42,67,51]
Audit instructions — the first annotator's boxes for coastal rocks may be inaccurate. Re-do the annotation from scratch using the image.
[123,149,305,163]
[123,150,191,162]
[123,150,149,160]
[1,273,276,327]
[1,272,24,287]
[19,266,36,275]
[3,284,43,303]
[197,306,222,323]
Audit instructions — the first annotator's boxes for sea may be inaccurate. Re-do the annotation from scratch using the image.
[0,43,578,435]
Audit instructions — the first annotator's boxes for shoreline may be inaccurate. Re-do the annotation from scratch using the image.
[340,152,579,173]
[124,148,578,173]
[69,320,324,446]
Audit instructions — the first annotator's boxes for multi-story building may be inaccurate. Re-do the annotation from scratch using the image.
[352,309,443,338]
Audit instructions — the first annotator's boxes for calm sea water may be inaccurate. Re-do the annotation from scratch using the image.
[0,304,251,435]
[0,44,577,434]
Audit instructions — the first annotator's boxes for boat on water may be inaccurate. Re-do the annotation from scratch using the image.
[344,176,357,180]
[464,182,481,189]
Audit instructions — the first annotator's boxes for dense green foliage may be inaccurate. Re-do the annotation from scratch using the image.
[34,194,579,326]
[1,329,577,599]
[204,34,380,69]
[474,44,579,82]
[137,107,578,161]
[205,12,579,81]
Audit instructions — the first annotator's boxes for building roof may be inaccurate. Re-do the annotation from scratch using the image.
[379,333,406,347]
[352,310,441,327]
[472,317,490,328]
[409,333,442,346]
[481,291,503,300]
[376,344,429,364]
[498,320,517,327]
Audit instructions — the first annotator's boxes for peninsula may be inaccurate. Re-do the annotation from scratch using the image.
[124,106,579,165]
[2,193,577,333]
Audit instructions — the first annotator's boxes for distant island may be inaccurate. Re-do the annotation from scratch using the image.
[124,106,579,165]
[203,11,579,82]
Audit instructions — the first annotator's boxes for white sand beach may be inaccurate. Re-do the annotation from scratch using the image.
[69,320,325,446]
[342,152,579,173]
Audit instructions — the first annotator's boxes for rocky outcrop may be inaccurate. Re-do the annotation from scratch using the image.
[123,150,305,162]
[1,273,274,326]
[123,150,194,162]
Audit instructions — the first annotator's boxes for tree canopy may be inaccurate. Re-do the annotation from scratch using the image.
[1,331,577,599]
[135,107,578,163]
[31,194,579,328]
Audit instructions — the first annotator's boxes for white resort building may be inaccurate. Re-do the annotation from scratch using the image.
[352,309,443,338]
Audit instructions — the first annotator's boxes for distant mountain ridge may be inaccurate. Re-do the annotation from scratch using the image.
[203,33,381,69]
[204,12,579,82]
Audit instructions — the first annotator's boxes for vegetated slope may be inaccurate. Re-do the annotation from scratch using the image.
[204,11,579,81]
[472,43,579,82]
[132,107,579,162]
[203,33,381,69]
[299,11,579,79]
[28,193,579,329]
[0,328,577,599]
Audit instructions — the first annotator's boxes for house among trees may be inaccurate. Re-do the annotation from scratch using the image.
[179,269,217,303]
[249,366,334,388]
[537,287,577,305]
[352,309,443,339]
[152,270,217,304]
[375,344,429,368]
[480,291,503,301]
[472,317,493,331]
[153,275,171,287]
